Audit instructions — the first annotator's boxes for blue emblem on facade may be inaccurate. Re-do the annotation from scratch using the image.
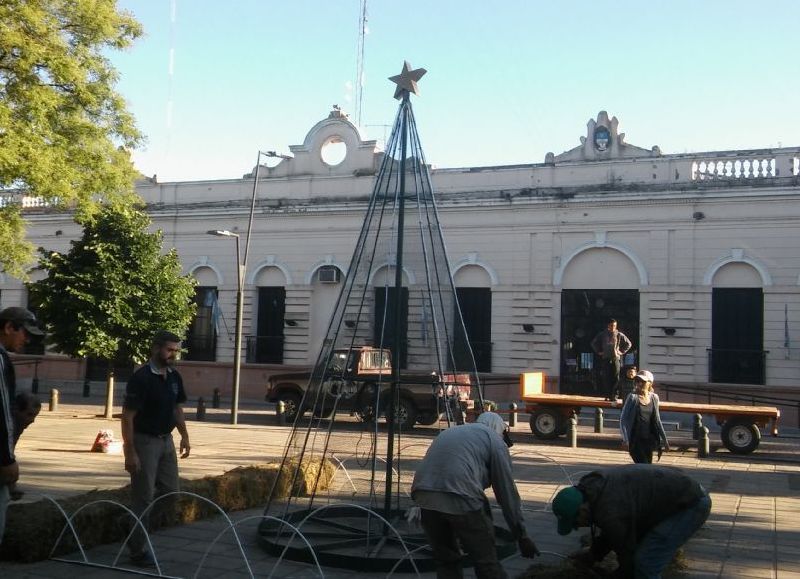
[593,126,611,152]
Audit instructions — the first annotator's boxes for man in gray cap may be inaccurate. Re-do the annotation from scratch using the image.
[411,411,539,578]
[0,306,44,544]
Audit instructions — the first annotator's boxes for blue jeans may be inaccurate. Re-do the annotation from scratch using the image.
[634,492,712,578]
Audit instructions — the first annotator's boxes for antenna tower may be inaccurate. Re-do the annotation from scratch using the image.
[355,0,367,128]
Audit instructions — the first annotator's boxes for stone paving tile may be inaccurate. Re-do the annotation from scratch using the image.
[2,403,799,578]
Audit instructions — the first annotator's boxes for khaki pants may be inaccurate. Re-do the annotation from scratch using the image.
[128,432,180,555]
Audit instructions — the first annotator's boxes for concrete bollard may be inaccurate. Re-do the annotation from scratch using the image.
[82,378,91,398]
[693,414,703,440]
[196,397,206,421]
[509,403,517,428]
[698,426,710,458]
[49,388,59,412]
[212,388,221,409]
[594,407,604,434]
[569,413,578,448]
[276,400,286,426]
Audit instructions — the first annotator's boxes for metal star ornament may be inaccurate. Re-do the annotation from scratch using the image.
[389,61,427,100]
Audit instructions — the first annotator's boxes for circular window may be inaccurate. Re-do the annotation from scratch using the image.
[320,136,347,166]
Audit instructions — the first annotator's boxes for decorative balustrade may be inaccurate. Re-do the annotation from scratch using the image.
[692,156,777,181]
[0,192,52,208]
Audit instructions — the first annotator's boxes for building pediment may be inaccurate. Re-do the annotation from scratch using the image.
[246,106,382,179]
[549,111,661,163]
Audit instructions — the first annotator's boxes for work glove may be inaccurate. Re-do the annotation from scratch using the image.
[518,536,540,558]
[405,506,422,530]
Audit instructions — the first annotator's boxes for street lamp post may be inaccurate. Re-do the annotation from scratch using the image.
[207,150,291,425]
[207,229,243,425]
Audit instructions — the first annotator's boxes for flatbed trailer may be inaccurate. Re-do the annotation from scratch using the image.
[519,372,780,454]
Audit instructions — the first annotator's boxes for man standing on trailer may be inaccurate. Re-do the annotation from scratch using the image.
[591,318,632,401]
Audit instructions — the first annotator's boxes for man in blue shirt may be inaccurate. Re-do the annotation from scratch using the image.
[121,330,191,566]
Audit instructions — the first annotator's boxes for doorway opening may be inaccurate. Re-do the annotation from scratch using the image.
[560,289,639,395]
[454,287,492,372]
[710,288,764,384]
[252,286,286,363]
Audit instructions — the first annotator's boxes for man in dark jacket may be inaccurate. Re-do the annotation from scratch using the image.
[552,464,711,578]
[0,307,43,545]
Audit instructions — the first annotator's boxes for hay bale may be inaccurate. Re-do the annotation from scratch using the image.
[272,456,335,498]
[0,461,327,563]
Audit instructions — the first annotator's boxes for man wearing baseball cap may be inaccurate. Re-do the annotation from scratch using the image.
[551,464,711,578]
[0,306,44,544]
[411,411,540,578]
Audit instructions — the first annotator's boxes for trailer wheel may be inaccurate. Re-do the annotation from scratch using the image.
[721,418,761,454]
[530,407,564,440]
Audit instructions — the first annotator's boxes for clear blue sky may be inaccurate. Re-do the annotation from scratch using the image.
[111,0,800,182]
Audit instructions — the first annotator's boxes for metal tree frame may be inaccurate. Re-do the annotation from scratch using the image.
[258,64,495,571]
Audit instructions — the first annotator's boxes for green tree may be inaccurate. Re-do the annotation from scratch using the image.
[0,0,143,277]
[29,205,196,416]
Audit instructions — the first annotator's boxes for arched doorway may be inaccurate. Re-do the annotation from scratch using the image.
[372,266,410,369]
[710,262,765,384]
[453,264,493,372]
[185,266,219,361]
[253,266,287,364]
[559,247,641,394]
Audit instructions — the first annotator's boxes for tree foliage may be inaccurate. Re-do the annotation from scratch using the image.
[29,205,197,364]
[0,0,143,276]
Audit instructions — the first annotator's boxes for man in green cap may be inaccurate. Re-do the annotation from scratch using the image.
[551,464,710,578]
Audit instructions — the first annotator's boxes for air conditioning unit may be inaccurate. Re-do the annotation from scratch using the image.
[319,266,341,284]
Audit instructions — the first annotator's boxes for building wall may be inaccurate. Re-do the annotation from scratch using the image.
[3,110,799,416]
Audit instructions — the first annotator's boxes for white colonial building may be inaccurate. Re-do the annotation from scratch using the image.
[4,109,800,419]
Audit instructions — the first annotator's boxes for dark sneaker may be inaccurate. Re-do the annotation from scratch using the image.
[129,550,156,567]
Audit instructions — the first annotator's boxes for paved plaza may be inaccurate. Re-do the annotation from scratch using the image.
[0,396,798,578]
